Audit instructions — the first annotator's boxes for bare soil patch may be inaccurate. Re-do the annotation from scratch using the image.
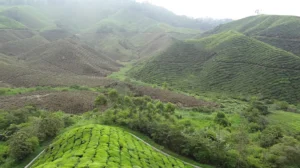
[0,90,98,114]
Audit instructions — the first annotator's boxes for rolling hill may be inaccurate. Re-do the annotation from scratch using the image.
[206,15,300,55]
[31,125,194,168]
[129,31,300,102]
[80,3,202,61]
[0,1,227,62]
[0,34,49,56]
[19,38,121,76]
[0,6,54,30]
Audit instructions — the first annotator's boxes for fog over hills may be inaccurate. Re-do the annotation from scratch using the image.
[1,1,300,168]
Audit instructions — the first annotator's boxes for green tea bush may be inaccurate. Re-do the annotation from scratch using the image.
[32,125,189,168]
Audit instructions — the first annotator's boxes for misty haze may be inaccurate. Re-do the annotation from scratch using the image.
[0,0,299,168]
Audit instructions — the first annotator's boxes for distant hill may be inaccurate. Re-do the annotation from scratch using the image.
[0,53,114,87]
[130,31,300,102]
[0,6,54,29]
[0,34,49,56]
[19,38,121,76]
[0,1,228,62]
[205,15,300,55]
[31,125,193,168]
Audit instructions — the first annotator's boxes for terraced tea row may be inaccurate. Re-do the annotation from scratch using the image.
[129,31,300,102]
[32,125,193,168]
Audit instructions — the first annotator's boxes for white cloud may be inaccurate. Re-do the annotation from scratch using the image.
[136,0,300,19]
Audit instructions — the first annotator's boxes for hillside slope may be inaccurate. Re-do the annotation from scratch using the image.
[80,5,200,61]
[19,38,121,76]
[32,125,193,168]
[130,31,300,102]
[0,35,49,56]
[206,15,300,55]
[0,6,54,29]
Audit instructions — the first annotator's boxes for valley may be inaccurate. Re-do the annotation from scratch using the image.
[0,0,299,168]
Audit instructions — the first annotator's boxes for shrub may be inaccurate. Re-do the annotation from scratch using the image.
[95,94,108,106]
[108,89,118,102]
[0,89,6,95]
[165,103,175,114]
[9,131,39,161]
[38,115,64,141]
[214,112,231,127]
[276,101,290,111]
[260,126,283,148]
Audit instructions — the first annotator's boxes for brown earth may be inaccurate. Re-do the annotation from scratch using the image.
[0,90,98,114]
[105,82,218,108]
[0,35,49,56]
[40,29,72,41]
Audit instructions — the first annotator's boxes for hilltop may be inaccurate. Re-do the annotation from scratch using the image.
[31,125,194,168]
[129,31,300,102]
[0,6,54,29]
[205,15,300,55]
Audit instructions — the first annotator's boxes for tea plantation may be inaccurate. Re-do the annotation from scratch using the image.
[32,125,193,168]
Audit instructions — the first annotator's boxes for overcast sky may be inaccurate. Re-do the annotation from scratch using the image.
[136,0,300,19]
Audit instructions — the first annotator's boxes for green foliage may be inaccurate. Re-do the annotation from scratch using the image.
[32,125,190,168]
[214,112,230,127]
[208,15,300,38]
[260,126,283,148]
[108,89,119,102]
[265,136,300,168]
[95,94,108,106]
[9,131,39,161]
[205,14,300,57]
[165,102,176,114]
[130,31,300,103]
[243,101,269,132]
[275,101,290,111]
[37,114,64,141]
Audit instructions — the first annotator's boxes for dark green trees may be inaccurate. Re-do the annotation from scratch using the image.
[214,112,230,127]
[9,131,39,161]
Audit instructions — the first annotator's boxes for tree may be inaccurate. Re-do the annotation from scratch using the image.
[155,102,164,113]
[164,103,175,114]
[9,131,39,161]
[260,126,283,148]
[214,112,230,127]
[95,94,108,106]
[108,89,118,102]
[266,136,300,167]
[38,115,64,141]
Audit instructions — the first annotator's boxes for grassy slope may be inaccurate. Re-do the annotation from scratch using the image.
[20,38,121,76]
[82,7,200,61]
[0,15,25,29]
[207,15,300,55]
[32,125,195,168]
[0,35,49,56]
[0,6,54,30]
[129,31,300,102]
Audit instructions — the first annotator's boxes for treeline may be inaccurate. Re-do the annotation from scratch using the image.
[96,89,300,168]
[0,106,75,167]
